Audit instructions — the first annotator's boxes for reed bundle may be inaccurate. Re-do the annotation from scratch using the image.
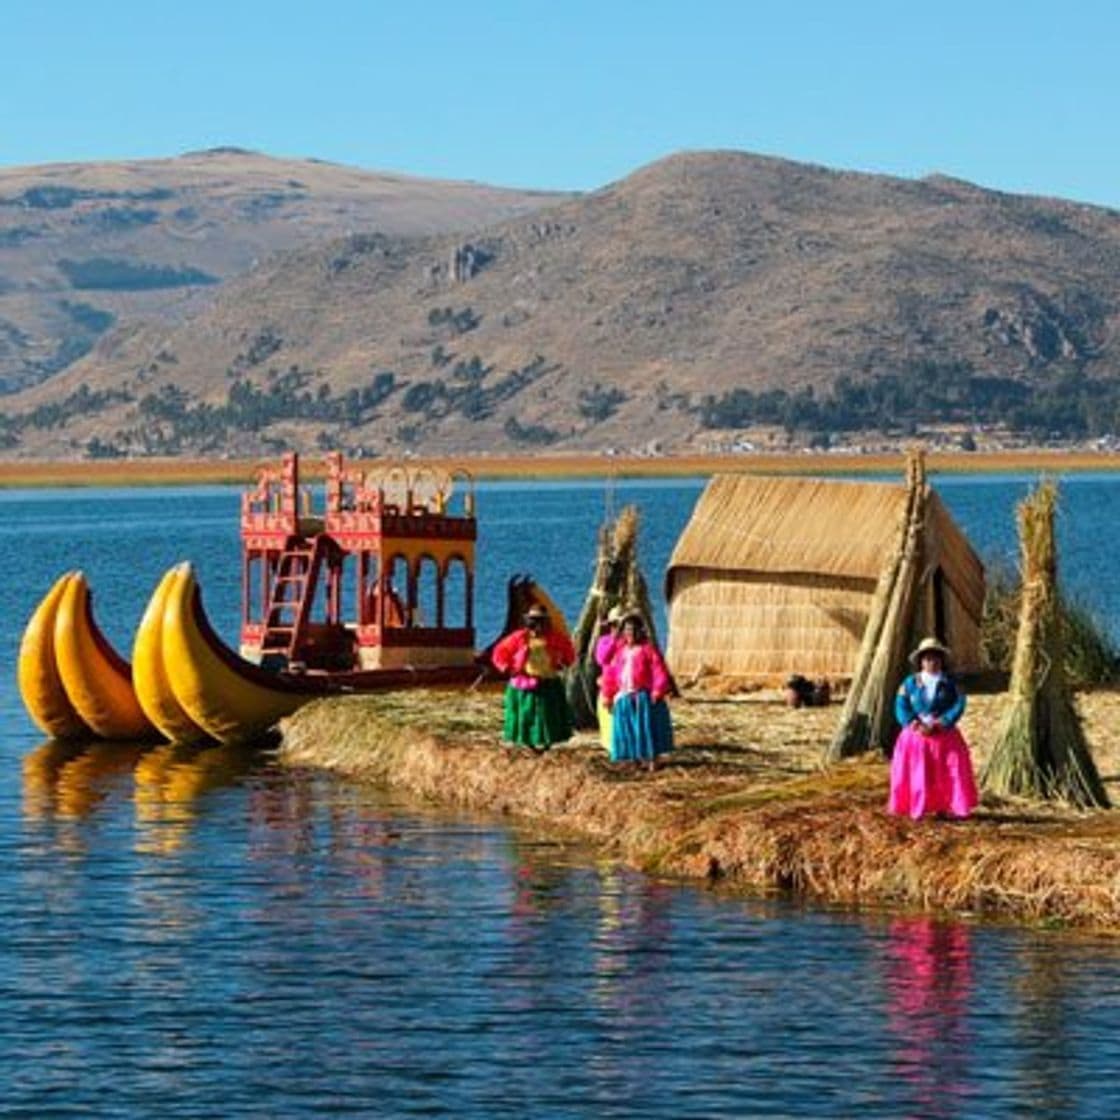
[564,506,658,728]
[982,564,1118,687]
[981,482,1109,808]
[826,450,927,760]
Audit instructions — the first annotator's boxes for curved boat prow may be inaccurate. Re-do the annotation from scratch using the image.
[161,563,313,745]
[132,567,211,745]
[54,572,156,741]
[18,572,90,739]
[477,574,572,666]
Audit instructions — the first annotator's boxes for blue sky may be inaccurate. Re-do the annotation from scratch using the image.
[6,0,1119,206]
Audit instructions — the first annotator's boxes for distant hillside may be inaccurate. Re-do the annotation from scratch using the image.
[0,148,564,393]
[6,149,1120,459]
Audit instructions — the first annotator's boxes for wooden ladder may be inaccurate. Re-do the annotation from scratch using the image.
[260,535,326,664]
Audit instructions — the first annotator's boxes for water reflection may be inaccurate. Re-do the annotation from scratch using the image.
[22,737,260,856]
[134,741,259,854]
[882,916,974,1118]
[593,863,672,1010]
[23,739,146,820]
[1013,943,1076,1116]
[21,739,87,817]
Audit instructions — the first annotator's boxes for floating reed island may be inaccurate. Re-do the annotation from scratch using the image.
[281,461,1120,933]
[279,685,1120,933]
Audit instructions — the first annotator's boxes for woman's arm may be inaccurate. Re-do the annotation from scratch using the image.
[550,630,577,669]
[894,676,918,726]
[935,680,966,728]
[647,646,672,702]
[594,633,618,669]
[491,630,525,674]
[600,661,620,705]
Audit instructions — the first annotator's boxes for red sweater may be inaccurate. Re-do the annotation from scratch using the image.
[491,627,575,677]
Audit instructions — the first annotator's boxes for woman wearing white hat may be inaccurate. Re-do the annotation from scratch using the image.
[888,637,979,819]
[593,605,626,751]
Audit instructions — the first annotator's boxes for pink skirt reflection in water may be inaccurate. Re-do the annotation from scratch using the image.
[888,726,979,819]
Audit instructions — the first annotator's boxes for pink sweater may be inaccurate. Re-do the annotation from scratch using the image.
[601,641,672,704]
[594,632,621,669]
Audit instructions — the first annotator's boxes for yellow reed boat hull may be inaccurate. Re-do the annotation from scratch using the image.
[161,563,312,745]
[132,568,211,744]
[17,572,90,739]
[53,572,156,740]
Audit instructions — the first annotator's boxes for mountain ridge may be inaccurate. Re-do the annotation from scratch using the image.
[5,148,1120,459]
[0,148,567,395]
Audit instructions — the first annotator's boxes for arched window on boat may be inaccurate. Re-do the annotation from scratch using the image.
[382,553,409,628]
[445,469,476,518]
[356,552,381,626]
[442,555,471,630]
[415,554,440,628]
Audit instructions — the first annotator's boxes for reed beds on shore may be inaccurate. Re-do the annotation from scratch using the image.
[279,686,1120,932]
[4,448,1120,488]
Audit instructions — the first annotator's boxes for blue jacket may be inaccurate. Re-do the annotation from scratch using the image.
[894,673,965,729]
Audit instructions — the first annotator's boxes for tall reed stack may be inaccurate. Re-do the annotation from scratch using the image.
[826,451,927,761]
[565,506,657,728]
[982,482,1109,808]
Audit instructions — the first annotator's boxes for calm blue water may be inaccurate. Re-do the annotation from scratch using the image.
[2,472,1120,1117]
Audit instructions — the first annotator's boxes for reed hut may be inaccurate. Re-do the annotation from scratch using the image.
[665,474,985,683]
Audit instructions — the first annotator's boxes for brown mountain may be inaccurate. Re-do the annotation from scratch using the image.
[6,149,1120,459]
[0,147,563,393]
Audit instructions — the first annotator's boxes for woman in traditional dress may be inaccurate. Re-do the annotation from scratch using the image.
[601,611,674,771]
[594,605,626,751]
[888,637,979,820]
[491,604,576,751]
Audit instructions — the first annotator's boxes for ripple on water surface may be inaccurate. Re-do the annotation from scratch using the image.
[3,478,1120,1115]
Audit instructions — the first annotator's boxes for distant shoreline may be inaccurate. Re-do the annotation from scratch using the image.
[2,448,1120,489]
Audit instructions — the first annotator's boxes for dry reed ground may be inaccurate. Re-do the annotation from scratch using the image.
[280,686,1120,933]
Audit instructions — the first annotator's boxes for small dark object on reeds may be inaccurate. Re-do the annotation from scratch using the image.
[981,482,1109,808]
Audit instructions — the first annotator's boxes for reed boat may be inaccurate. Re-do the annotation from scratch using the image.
[19,570,155,740]
[18,452,567,745]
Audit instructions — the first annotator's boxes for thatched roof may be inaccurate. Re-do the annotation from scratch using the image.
[667,475,984,618]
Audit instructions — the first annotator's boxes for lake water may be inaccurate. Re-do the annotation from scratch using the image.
[3,471,1120,1117]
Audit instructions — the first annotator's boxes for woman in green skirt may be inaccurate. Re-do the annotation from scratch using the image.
[491,604,576,750]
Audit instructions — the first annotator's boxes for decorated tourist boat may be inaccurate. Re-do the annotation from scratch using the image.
[18,452,564,745]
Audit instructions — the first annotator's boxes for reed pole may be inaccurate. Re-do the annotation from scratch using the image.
[826,450,926,762]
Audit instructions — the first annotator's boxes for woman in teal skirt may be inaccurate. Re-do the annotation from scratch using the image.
[490,604,576,750]
[601,612,674,771]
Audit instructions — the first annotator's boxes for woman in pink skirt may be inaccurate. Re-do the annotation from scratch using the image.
[888,637,979,820]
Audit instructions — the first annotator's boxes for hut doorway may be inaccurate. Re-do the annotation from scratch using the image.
[932,566,947,643]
